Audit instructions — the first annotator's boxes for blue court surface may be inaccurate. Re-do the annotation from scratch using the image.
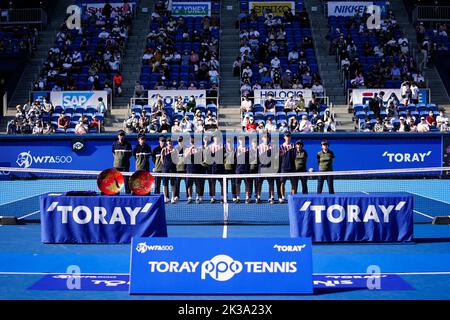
[0,178,450,300]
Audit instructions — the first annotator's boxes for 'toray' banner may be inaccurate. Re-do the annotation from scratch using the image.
[50,91,108,109]
[288,193,414,242]
[327,1,373,17]
[40,194,167,244]
[129,238,313,294]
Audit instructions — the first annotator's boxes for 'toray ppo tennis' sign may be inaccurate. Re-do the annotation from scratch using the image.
[129,237,313,294]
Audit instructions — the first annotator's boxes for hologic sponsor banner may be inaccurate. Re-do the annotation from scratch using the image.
[351,88,429,105]
[40,194,167,244]
[28,273,414,291]
[50,91,108,109]
[129,237,313,294]
[84,2,135,15]
[147,90,206,108]
[327,1,373,17]
[288,193,414,242]
[249,1,295,16]
[172,2,211,16]
[253,89,313,105]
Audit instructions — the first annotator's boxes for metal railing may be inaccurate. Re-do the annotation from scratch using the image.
[0,8,47,25]
[413,5,450,22]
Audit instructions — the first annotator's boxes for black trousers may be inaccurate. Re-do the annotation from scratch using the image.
[317,175,334,194]
[256,177,275,197]
[154,174,162,194]
[175,173,185,198]
[292,176,308,194]
[225,169,237,197]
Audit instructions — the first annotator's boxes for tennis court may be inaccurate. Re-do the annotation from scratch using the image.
[0,174,450,299]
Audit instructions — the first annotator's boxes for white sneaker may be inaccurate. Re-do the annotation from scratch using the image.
[171,198,176,204]
[164,197,169,203]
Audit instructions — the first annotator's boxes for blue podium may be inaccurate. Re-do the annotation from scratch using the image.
[288,193,414,242]
[40,193,167,244]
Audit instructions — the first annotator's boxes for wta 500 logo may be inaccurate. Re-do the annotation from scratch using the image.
[16,151,73,168]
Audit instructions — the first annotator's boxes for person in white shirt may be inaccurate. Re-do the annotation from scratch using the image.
[180,116,193,132]
[288,49,299,64]
[323,109,336,132]
[241,95,253,112]
[440,120,450,132]
[410,83,419,104]
[341,57,350,70]
[270,56,280,69]
[298,115,312,133]
[98,28,110,39]
[284,94,296,112]
[436,110,448,129]
[417,116,430,132]
[242,65,252,78]
[311,82,324,96]
[265,117,277,132]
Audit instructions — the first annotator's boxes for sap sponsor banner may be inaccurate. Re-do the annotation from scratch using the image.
[147,90,206,108]
[28,273,414,291]
[129,238,313,294]
[351,88,429,105]
[50,91,108,109]
[249,2,295,16]
[253,89,313,105]
[40,194,167,244]
[84,2,135,14]
[289,193,414,242]
[172,2,211,16]
[327,1,373,17]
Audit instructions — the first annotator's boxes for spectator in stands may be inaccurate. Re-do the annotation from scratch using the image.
[374,117,384,132]
[97,97,107,115]
[284,94,296,112]
[441,120,450,132]
[239,94,252,113]
[75,117,89,135]
[401,81,412,105]
[134,81,145,98]
[383,118,394,132]
[437,110,448,129]
[256,121,265,133]
[43,122,55,134]
[351,72,365,88]
[57,112,69,132]
[417,116,430,132]
[295,95,306,112]
[42,98,53,114]
[411,82,420,104]
[397,117,410,132]
[32,120,43,135]
[265,117,277,132]
[184,96,196,112]
[307,95,319,113]
[245,117,257,133]
[264,93,276,113]
[113,72,123,97]
[279,121,288,133]
[311,81,324,96]
[158,118,171,133]
[171,119,182,133]
[90,115,101,132]
[194,119,204,133]
[298,115,312,133]
[233,57,241,77]
[181,116,193,133]
[426,110,436,127]
[323,109,336,132]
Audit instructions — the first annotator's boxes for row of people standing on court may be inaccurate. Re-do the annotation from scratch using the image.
[112,130,335,203]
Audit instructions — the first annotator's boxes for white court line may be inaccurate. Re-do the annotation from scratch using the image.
[18,211,39,220]
[0,193,45,206]
[222,224,228,238]
[413,210,434,220]
[1,271,450,276]
[407,191,450,205]
[361,191,370,195]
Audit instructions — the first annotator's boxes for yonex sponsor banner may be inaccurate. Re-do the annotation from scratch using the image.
[40,194,167,244]
[28,273,414,291]
[288,193,414,242]
[327,1,373,17]
[253,89,313,105]
[351,88,429,105]
[129,238,313,294]
[249,2,295,16]
[84,2,136,15]
[50,91,108,109]
[172,2,211,16]
[147,90,206,108]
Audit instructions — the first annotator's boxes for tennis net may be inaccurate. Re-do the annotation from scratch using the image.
[0,166,449,225]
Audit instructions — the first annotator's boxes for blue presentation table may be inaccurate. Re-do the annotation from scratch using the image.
[288,193,414,242]
[40,194,167,244]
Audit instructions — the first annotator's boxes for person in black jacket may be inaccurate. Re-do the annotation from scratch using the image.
[152,136,166,194]
[112,130,132,194]
[161,138,177,203]
[133,134,152,172]
[278,132,295,203]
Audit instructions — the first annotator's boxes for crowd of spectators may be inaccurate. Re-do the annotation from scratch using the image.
[124,94,218,134]
[329,9,423,89]
[6,98,104,134]
[33,1,132,95]
[0,25,37,56]
[136,0,220,94]
[237,7,324,97]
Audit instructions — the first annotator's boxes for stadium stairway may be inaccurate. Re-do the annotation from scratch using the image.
[7,0,74,110]
[305,0,354,131]
[389,0,450,110]
[111,0,154,110]
[218,0,242,131]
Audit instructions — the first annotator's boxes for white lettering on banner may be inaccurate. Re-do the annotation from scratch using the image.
[172,2,211,16]
[249,2,295,16]
[327,1,373,17]
[254,89,313,105]
[144,254,300,282]
[92,280,129,287]
[147,90,207,108]
[46,202,153,225]
[382,151,432,163]
[136,243,174,253]
[50,91,108,109]
[299,201,407,223]
[273,244,306,252]
[85,2,135,15]
[16,151,73,168]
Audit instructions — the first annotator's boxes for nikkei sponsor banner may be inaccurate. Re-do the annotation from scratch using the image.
[84,2,135,15]
[327,1,373,17]
[147,90,206,108]
[351,88,429,106]
[288,193,414,242]
[253,89,313,105]
[40,194,167,244]
[172,2,211,16]
[249,1,295,16]
[129,237,313,294]
[28,273,414,291]
[50,91,108,109]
